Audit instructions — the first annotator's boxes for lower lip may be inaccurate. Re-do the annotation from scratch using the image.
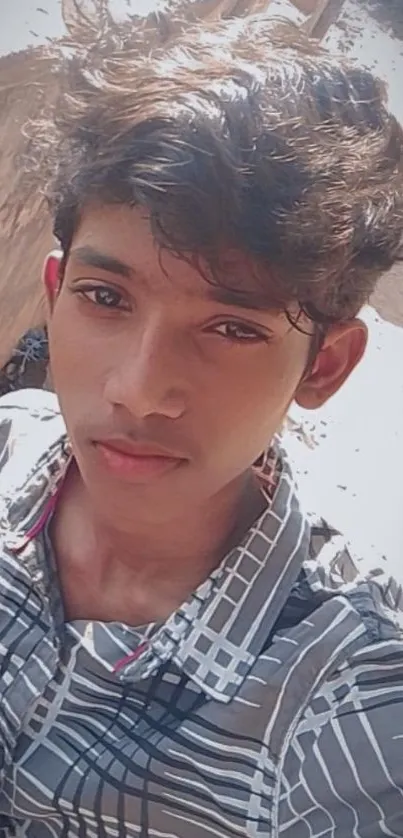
[94,442,184,481]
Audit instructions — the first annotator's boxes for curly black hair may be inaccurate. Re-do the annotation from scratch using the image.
[28,0,403,326]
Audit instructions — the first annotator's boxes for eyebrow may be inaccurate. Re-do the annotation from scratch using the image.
[207,285,277,313]
[69,246,134,280]
[70,245,277,312]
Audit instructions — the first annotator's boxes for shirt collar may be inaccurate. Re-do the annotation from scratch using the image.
[2,420,310,704]
[121,448,310,702]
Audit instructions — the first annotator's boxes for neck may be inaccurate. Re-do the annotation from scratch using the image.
[66,459,263,574]
[95,473,261,577]
[52,463,266,624]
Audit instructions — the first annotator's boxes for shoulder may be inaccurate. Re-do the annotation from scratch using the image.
[278,629,403,836]
[302,508,403,627]
[0,387,61,424]
[0,387,62,443]
[0,389,65,479]
[275,508,403,834]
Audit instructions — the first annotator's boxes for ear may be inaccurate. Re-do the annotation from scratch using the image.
[295,319,368,409]
[43,250,63,313]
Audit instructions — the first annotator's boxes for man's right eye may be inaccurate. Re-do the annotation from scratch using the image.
[76,285,129,310]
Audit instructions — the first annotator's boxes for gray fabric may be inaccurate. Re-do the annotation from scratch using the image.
[0,389,402,837]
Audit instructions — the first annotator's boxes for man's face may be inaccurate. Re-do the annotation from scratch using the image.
[46,204,364,525]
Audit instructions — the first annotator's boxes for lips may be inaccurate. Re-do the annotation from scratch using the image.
[98,438,182,458]
[92,437,186,481]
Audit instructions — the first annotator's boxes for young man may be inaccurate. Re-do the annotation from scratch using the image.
[0,9,402,838]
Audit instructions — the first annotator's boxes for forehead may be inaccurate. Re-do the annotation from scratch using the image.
[69,203,283,310]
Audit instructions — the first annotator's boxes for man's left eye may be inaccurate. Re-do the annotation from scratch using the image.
[212,322,267,343]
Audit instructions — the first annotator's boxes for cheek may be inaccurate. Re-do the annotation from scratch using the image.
[48,301,103,387]
[197,349,301,455]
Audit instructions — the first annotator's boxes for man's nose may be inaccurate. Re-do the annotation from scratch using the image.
[104,323,187,421]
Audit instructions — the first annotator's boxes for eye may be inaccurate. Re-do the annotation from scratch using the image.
[76,285,129,311]
[210,321,268,343]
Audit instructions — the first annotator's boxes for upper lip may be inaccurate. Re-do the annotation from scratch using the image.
[94,437,185,460]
